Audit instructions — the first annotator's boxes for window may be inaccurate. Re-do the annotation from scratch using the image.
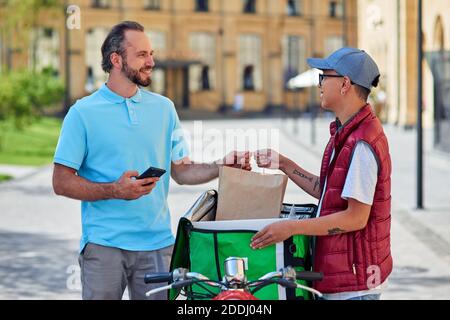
[85,27,109,91]
[239,34,262,91]
[92,0,110,8]
[195,0,208,12]
[201,65,210,89]
[282,35,306,87]
[243,0,256,14]
[324,36,344,56]
[433,16,444,51]
[243,65,254,90]
[85,66,96,93]
[147,30,167,52]
[144,0,161,10]
[286,0,302,16]
[329,1,343,18]
[29,27,60,74]
[146,30,167,94]
[190,32,216,91]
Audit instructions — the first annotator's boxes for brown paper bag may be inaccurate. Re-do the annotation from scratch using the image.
[216,166,288,220]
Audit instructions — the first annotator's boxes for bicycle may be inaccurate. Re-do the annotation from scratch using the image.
[144,256,323,300]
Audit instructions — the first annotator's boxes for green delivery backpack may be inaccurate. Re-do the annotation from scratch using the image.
[168,191,317,300]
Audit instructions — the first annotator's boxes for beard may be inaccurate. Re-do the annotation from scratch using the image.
[122,57,152,87]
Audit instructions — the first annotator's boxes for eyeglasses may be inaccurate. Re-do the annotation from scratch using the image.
[318,74,355,87]
[318,74,344,87]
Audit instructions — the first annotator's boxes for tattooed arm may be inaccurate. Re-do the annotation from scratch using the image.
[255,149,321,200]
[251,198,372,249]
[288,197,372,236]
[281,158,321,200]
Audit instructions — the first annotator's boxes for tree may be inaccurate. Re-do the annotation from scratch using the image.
[0,1,64,149]
[0,69,64,149]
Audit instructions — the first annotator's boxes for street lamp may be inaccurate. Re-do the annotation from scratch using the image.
[417,0,424,209]
[310,0,316,145]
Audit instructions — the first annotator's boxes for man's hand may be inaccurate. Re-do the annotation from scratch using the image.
[250,220,294,249]
[218,151,252,171]
[113,171,159,200]
[254,149,285,170]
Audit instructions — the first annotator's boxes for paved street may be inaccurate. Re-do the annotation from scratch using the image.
[0,117,449,299]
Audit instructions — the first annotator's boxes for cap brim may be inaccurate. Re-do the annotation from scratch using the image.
[307,58,333,70]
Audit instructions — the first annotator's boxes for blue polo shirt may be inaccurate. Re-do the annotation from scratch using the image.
[54,84,189,252]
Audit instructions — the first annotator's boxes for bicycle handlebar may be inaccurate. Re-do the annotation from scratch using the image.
[144,272,173,284]
[144,267,324,298]
[295,271,323,282]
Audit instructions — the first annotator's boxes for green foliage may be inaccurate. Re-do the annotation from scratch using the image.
[0,117,62,165]
[1,0,61,29]
[0,174,13,183]
[0,68,64,127]
[0,69,64,148]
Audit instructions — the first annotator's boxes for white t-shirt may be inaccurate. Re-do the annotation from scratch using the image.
[316,141,388,300]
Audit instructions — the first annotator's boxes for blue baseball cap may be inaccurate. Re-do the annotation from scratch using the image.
[307,47,380,90]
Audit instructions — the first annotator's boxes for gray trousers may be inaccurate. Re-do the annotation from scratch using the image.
[78,243,173,300]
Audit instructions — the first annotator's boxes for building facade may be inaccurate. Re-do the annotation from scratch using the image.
[358,0,450,152]
[0,0,357,113]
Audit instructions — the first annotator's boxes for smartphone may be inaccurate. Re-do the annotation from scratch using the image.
[137,167,166,186]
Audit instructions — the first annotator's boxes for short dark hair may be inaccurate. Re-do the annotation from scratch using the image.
[354,75,380,101]
[354,85,371,101]
[101,21,145,73]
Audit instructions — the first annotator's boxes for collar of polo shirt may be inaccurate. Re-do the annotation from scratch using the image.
[99,83,142,104]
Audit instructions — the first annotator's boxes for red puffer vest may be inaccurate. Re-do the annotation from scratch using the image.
[313,104,393,294]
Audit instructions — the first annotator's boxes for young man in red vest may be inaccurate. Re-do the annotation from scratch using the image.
[251,48,392,300]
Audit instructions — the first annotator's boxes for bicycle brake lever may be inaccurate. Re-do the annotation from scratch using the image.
[275,279,298,289]
[171,279,196,290]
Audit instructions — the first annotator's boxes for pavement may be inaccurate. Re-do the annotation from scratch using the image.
[0,116,449,299]
[0,165,42,180]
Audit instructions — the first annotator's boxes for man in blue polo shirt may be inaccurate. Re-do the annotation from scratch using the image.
[53,21,251,300]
